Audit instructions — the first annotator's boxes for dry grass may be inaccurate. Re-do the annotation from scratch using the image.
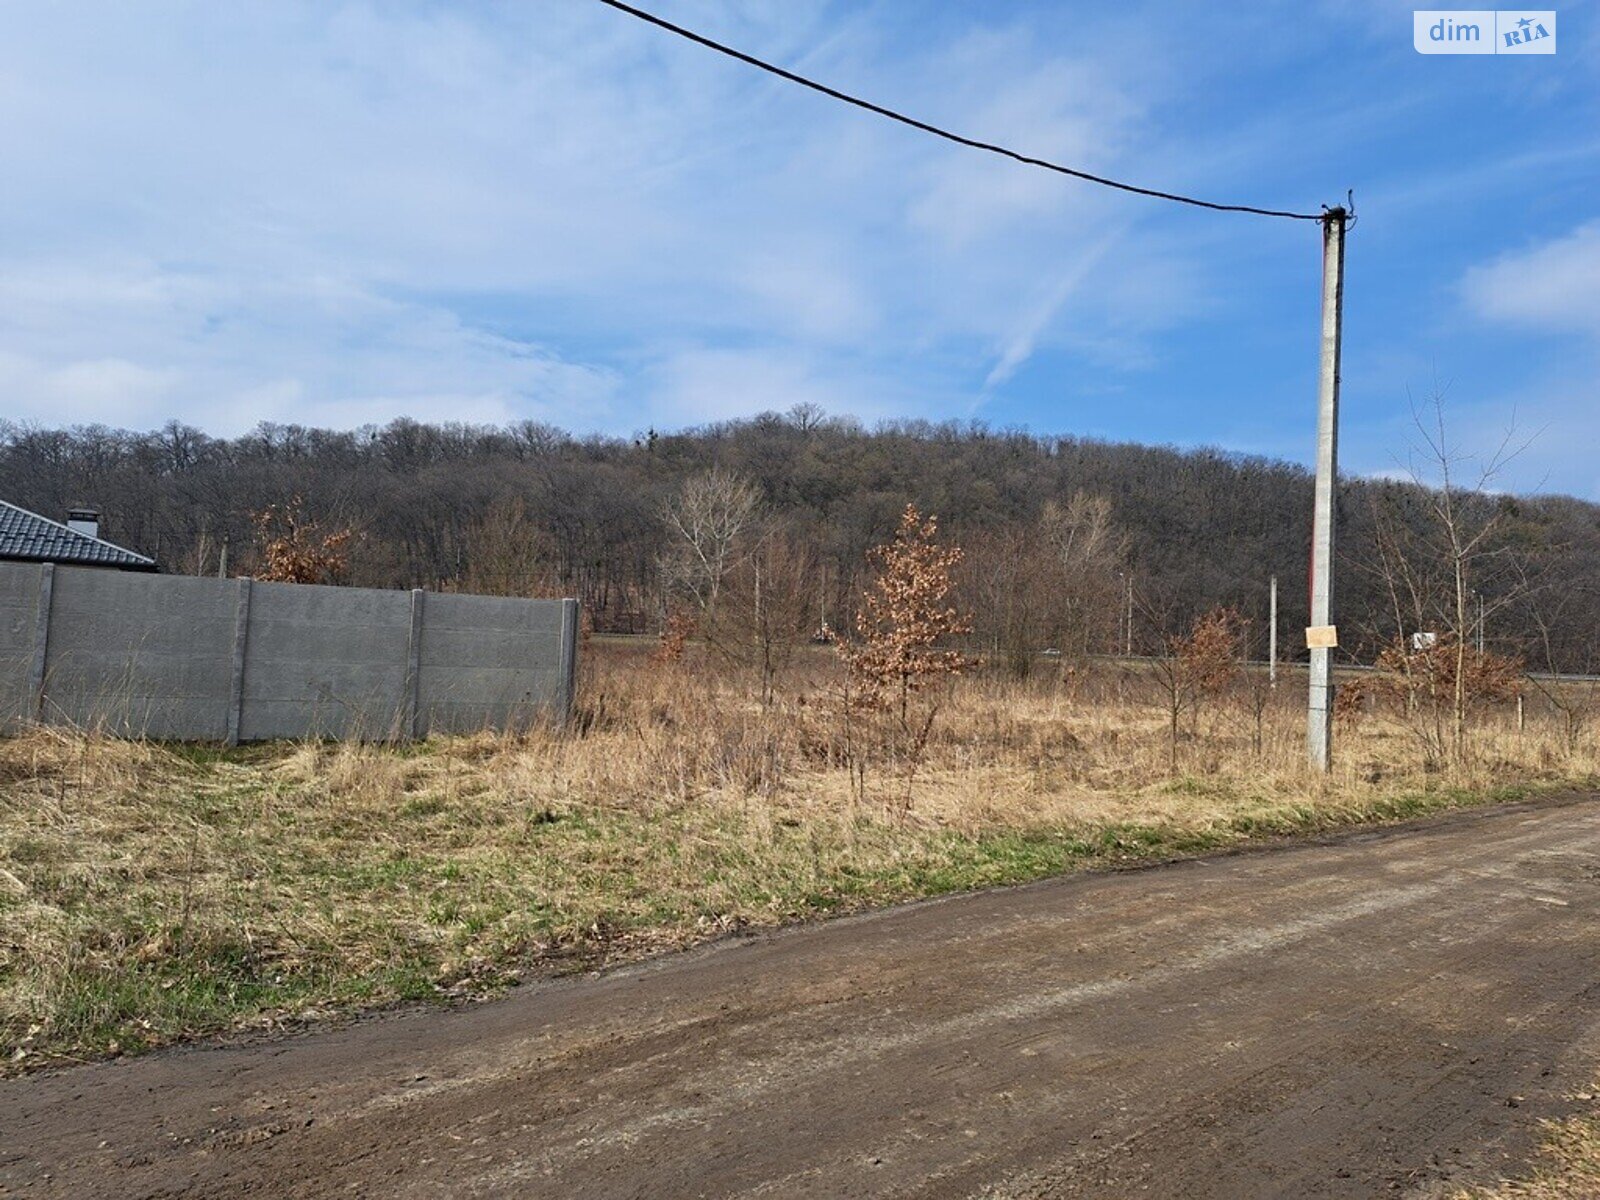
[1453,1090,1600,1198]
[3,643,1596,1071]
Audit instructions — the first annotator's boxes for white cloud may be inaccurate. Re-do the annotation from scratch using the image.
[0,353,179,427]
[0,3,1216,435]
[732,250,878,343]
[985,233,1122,387]
[1438,221,1600,497]
[640,346,917,429]
[0,261,618,435]
[1461,221,1600,336]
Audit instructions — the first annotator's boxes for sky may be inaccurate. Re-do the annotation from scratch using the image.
[0,1,1596,493]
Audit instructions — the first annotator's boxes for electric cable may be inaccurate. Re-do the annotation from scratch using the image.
[593,0,1330,222]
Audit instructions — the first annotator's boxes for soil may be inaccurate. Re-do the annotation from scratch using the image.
[5,797,1600,1198]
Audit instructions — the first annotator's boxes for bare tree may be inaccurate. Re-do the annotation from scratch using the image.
[460,496,561,597]
[711,521,818,704]
[1040,491,1127,659]
[660,468,762,626]
[1522,583,1600,755]
[963,491,1126,678]
[786,402,827,434]
[963,524,1043,678]
[1364,391,1539,762]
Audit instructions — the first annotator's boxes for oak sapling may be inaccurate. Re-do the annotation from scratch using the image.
[1372,636,1523,765]
[1150,605,1245,773]
[251,498,352,585]
[839,505,973,813]
[652,611,697,667]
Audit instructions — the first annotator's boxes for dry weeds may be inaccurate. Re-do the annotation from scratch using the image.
[1453,1090,1600,1199]
[3,644,1596,1071]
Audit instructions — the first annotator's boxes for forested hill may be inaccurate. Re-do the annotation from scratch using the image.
[4,412,1600,670]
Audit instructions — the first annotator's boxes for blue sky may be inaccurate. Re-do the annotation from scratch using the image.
[1,2,1596,492]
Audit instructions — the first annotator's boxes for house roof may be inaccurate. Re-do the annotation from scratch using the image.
[0,501,157,570]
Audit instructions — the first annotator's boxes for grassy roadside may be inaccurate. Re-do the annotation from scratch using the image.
[0,713,1578,1075]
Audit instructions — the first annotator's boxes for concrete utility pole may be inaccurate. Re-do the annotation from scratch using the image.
[1269,575,1278,688]
[1307,208,1347,772]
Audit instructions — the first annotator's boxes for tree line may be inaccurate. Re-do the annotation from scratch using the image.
[4,404,1598,672]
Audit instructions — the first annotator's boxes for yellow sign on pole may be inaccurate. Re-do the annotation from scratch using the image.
[1305,625,1338,650]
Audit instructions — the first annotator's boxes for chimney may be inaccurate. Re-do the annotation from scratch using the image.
[66,508,101,540]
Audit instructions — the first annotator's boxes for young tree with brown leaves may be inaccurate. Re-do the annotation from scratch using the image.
[251,498,352,585]
[843,505,973,723]
[1149,605,1245,773]
[651,610,696,667]
[840,505,972,813]
[1372,636,1523,766]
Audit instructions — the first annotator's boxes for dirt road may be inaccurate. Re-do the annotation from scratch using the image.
[6,798,1600,1198]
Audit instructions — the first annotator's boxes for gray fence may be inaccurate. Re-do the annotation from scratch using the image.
[0,562,578,742]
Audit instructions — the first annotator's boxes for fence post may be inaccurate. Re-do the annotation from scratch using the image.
[404,589,425,741]
[558,598,580,726]
[226,577,253,746]
[28,563,55,722]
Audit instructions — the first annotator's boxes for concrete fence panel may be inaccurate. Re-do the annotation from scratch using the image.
[417,593,576,736]
[44,568,237,739]
[0,562,578,742]
[238,580,415,742]
[0,563,43,728]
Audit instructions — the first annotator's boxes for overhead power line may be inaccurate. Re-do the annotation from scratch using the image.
[592,0,1326,222]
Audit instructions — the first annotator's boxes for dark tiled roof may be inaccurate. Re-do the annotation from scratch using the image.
[0,501,157,570]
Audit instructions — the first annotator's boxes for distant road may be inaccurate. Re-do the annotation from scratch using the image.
[1090,651,1600,684]
[6,798,1600,1198]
